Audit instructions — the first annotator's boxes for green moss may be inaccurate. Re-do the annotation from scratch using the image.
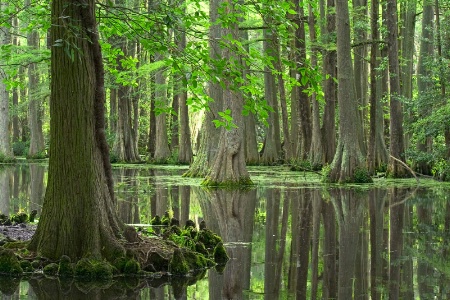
[19,260,33,272]
[113,257,127,273]
[213,242,229,264]
[0,248,23,276]
[43,263,59,276]
[58,255,74,277]
[352,167,373,183]
[3,241,29,249]
[169,248,189,275]
[123,258,141,275]
[201,176,254,188]
[31,260,41,269]
[195,242,208,256]
[11,212,28,224]
[183,250,214,270]
[74,258,113,280]
[151,215,161,225]
[197,229,223,250]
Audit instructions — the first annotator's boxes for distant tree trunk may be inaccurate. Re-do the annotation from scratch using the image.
[240,15,259,165]
[183,0,222,177]
[12,16,20,144]
[112,9,140,163]
[328,0,370,183]
[0,1,12,160]
[399,0,417,152]
[261,26,280,165]
[320,0,337,164]
[415,0,434,175]
[27,16,45,158]
[294,0,311,160]
[332,188,365,300]
[386,0,407,177]
[175,9,193,164]
[203,0,251,186]
[308,4,323,169]
[367,0,379,174]
[153,53,171,162]
[148,79,156,158]
[109,88,117,135]
[0,167,10,215]
[29,0,124,261]
[170,90,179,151]
[352,0,369,155]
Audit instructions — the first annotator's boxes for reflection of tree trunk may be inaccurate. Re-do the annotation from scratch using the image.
[295,189,312,300]
[321,197,337,299]
[117,169,139,224]
[310,190,322,299]
[369,188,386,300]
[0,167,11,215]
[30,164,45,215]
[264,189,289,299]
[331,188,365,299]
[401,204,414,299]
[389,188,406,300]
[355,201,368,300]
[179,186,190,226]
[195,187,256,300]
[417,196,434,299]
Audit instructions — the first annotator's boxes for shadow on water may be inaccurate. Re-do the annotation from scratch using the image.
[1,163,450,299]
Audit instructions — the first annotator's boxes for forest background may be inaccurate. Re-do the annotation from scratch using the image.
[0,0,449,184]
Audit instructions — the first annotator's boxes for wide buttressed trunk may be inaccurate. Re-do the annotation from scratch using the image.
[29,0,124,261]
[328,0,370,183]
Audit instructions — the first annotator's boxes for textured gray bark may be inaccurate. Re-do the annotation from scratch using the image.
[0,1,12,159]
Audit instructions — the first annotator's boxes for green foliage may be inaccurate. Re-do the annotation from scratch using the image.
[0,248,23,276]
[0,153,15,163]
[12,141,29,157]
[352,167,373,184]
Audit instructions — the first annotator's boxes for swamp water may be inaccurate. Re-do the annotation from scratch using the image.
[0,162,449,299]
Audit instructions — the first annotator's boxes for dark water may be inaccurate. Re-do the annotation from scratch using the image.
[0,163,450,299]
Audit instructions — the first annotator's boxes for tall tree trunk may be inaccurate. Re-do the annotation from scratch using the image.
[352,0,369,156]
[328,0,370,183]
[183,0,222,177]
[0,1,12,160]
[12,16,20,144]
[202,0,250,186]
[399,0,417,152]
[320,0,337,164]
[294,0,311,160]
[29,0,124,261]
[27,12,45,158]
[261,26,280,165]
[415,0,434,175]
[175,5,193,164]
[308,4,323,169]
[386,0,407,177]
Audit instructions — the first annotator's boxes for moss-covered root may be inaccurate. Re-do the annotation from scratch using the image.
[0,248,23,275]
[213,242,229,264]
[74,258,113,280]
[169,248,189,275]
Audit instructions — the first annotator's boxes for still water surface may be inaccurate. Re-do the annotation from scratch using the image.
[0,163,449,299]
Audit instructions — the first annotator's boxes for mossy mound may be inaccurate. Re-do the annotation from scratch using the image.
[169,248,189,275]
[74,258,113,280]
[0,248,23,276]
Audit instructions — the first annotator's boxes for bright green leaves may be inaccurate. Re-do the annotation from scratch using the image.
[212,109,238,130]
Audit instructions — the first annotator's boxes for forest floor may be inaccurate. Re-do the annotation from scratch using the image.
[0,223,36,243]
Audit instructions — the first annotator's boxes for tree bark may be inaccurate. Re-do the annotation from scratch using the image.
[202,0,250,186]
[415,0,434,175]
[328,0,369,183]
[0,1,12,159]
[29,0,124,261]
[320,0,337,164]
[386,0,407,177]
[183,0,222,177]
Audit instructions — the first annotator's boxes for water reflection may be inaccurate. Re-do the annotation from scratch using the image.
[0,163,450,299]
